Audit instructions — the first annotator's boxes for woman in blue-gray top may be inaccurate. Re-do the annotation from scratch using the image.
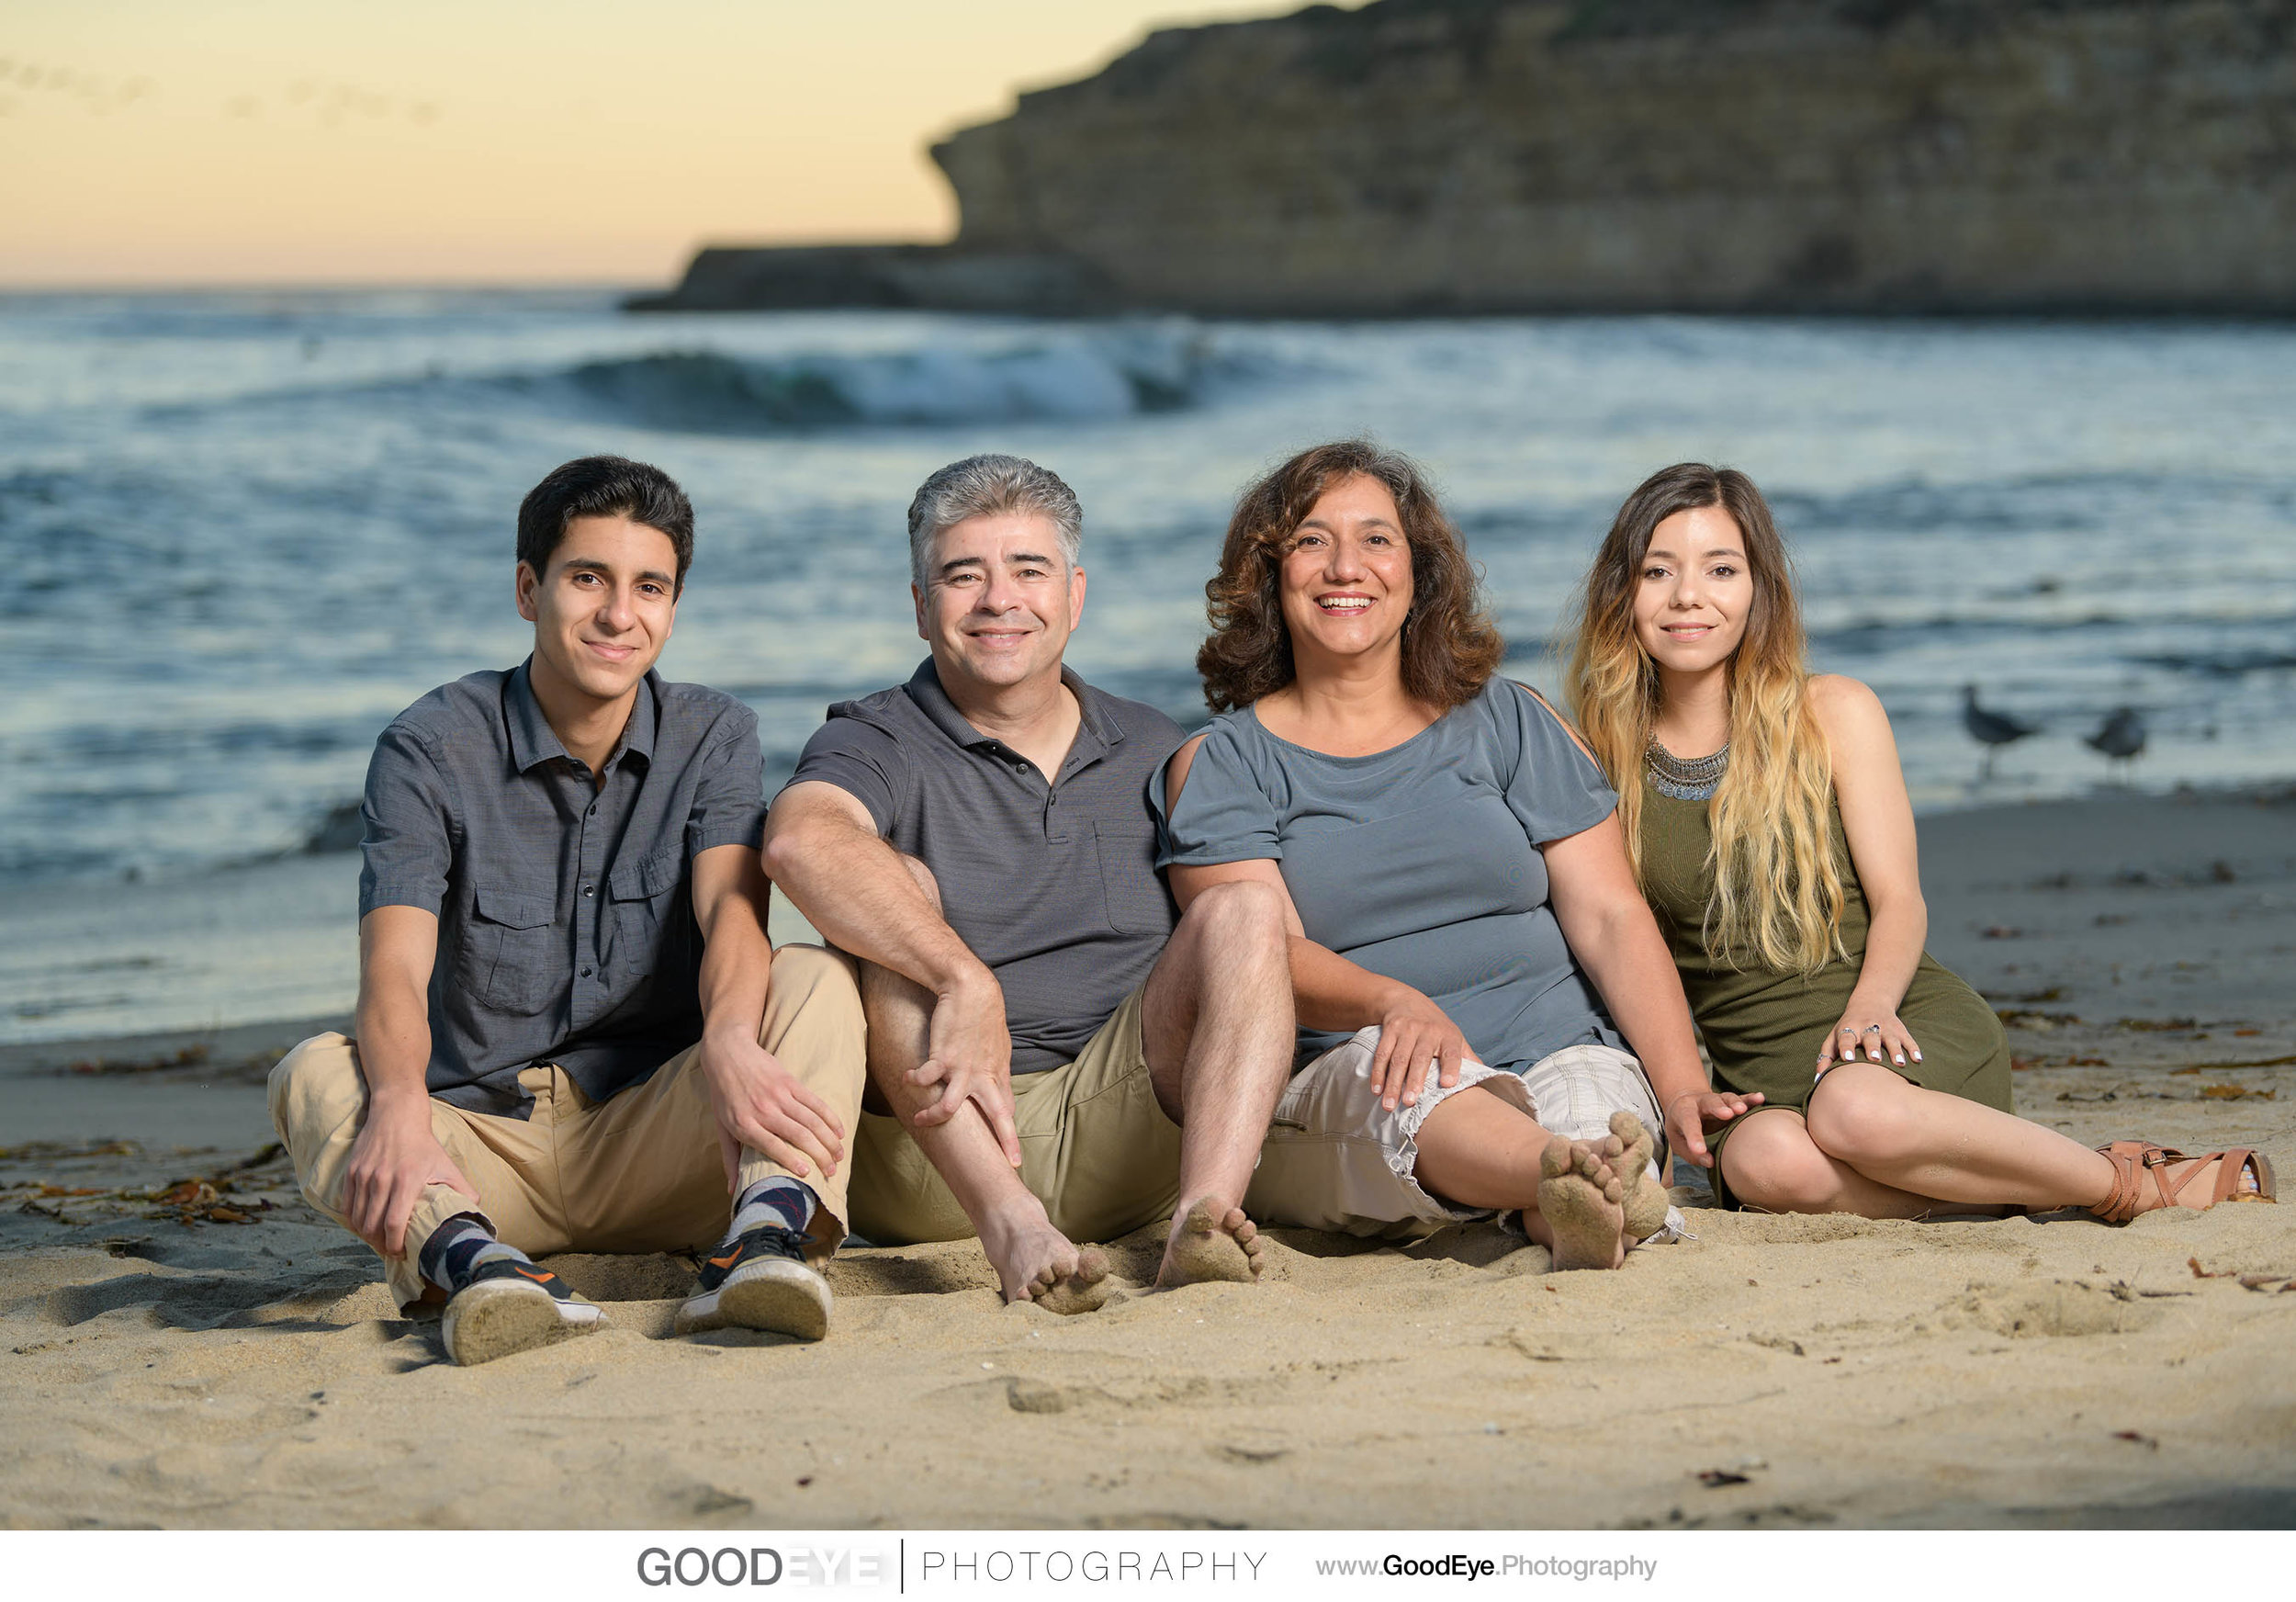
[1152,441,1759,1269]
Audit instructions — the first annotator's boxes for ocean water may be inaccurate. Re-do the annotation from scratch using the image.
[5,288,2294,1040]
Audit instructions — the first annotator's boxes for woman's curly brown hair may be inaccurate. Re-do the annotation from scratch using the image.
[1197,440,1505,714]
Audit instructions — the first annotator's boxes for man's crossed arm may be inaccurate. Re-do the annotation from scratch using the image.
[762,782,1022,1166]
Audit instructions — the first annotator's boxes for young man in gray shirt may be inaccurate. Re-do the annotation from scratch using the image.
[764,455,1295,1306]
[269,457,867,1363]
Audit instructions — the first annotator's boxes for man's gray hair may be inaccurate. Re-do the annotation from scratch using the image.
[906,454,1084,588]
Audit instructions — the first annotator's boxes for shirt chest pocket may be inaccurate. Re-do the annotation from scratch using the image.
[1094,819,1176,937]
[464,883,560,1015]
[604,845,690,981]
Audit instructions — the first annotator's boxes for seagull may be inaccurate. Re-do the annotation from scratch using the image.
[1962,684,2039,780]
[2084,706,2145,783]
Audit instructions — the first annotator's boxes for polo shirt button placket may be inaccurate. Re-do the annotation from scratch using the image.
[577,788,600,1016]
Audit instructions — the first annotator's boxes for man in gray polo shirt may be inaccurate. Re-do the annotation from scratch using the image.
[763,454,1296,1307]
[268,457,867,1363]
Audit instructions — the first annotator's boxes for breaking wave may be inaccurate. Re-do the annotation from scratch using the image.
[502,329,1232,433]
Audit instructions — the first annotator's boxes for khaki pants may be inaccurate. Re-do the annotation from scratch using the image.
[848,985,1183,1247]
[269,944,866,1308]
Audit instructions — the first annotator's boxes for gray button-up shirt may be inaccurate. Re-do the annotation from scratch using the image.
[785,660,1184,1075]
[359,660,767,1116]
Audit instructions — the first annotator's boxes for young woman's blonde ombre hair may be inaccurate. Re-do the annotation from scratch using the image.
[1563,464,1845,975]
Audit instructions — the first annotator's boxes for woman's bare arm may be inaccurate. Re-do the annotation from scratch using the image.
[1543,815,1756,1165]
[1811,674,1930,1071]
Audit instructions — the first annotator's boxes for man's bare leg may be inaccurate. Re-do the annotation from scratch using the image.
[861,862,1109,1312]
[1139,879,1296,1288]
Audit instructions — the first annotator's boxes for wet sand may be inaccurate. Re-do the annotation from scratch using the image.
[3,790,2291,1529]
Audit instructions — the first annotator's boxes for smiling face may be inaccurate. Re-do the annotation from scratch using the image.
[1278,472,1413,670]
[1633,503,1754,675]
[913,510,1086,695]
[515,513,679,709]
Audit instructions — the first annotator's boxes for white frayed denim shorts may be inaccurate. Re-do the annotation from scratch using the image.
[1243,1029,1662,1241]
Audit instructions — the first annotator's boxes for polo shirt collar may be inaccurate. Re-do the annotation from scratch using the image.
[506,658,659,773]
[904,658,1123,762]
[617,673,660,766]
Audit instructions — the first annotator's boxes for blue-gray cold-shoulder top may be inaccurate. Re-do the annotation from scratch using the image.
[1151,678,1624,1072]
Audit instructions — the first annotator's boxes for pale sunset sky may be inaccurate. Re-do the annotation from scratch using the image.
[2,0,1337,287]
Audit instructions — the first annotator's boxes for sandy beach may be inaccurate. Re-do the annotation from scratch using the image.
[3,789,2291,1530]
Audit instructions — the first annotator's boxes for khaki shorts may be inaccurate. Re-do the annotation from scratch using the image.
[1244,1031,1661,1241]
[848,985,1184,1247]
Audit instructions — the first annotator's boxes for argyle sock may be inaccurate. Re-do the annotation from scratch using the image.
[418,1213,534,1296]
[719,1177,816,1249]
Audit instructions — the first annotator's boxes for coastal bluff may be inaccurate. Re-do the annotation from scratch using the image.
[635,0,2296,317]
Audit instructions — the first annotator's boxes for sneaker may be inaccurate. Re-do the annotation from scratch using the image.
[676,1222,831,1341]
[439,1258,604,1367]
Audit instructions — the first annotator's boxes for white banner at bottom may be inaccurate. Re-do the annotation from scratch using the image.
[4,1528,2290,1599]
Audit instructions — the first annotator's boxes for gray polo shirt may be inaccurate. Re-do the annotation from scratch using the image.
[359,660,768,1117]
[784,660,1185,1075]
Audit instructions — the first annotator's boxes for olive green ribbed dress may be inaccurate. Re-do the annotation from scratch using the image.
[1638,789,2012,1204]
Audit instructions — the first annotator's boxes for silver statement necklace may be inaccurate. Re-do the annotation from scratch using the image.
[1646,737,1728,801]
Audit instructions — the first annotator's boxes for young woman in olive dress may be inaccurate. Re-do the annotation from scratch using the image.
[1562,463,2271,1221]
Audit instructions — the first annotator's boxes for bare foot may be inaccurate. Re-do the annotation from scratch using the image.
[979,1200,1107,1314]
[1607,1111,1673,1241]
[1155,1198,1264,1289]
[1030,1247,1115,1315]
[1538,1137,1627,1270]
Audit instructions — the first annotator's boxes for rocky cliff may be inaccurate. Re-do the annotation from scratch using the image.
[645,0,2296,315]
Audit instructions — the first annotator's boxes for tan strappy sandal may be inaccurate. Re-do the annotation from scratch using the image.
[2088,1141,2277,1224]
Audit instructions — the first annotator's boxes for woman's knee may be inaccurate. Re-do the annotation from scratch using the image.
[1719,1113,1840,1213]
[1804,1066,1921,1168]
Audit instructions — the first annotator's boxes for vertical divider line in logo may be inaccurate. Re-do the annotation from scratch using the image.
[899,1537,906,1595]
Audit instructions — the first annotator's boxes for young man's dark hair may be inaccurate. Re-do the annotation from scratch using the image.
[515,455,696,591]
